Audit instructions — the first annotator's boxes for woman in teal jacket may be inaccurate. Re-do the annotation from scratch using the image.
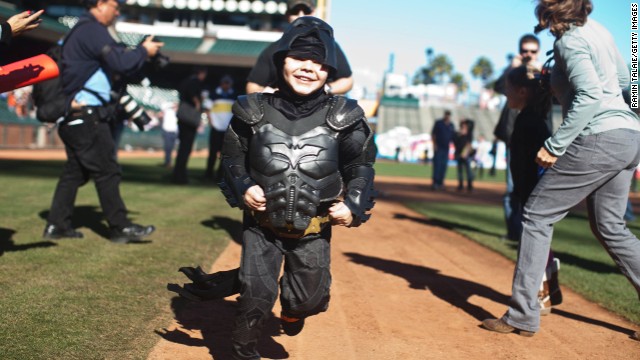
[482,0,640,340]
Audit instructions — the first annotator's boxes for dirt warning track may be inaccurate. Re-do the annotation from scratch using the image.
[149,176,640,360]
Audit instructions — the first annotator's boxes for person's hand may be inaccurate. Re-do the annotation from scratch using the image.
[535,146,558,169]
[7,10,44,37]
[510,54,524,68]
[329,201,353,227]
[244,185,266,211]
[141,35,164,58]
[70,99,87,109]
[262,86,278,94]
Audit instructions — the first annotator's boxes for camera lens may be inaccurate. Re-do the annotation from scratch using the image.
[119,94,151,131]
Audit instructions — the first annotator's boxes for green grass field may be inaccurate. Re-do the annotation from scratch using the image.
[374,159,506,183]
[0,157,239,360]
[0,157,638,359]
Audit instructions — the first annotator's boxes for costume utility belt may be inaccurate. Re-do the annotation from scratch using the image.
[253,211,330,239]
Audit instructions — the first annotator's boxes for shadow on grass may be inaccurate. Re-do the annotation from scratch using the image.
[0,227,56,256]
[343,252,509,321]
[0,159,217,188]
[155,296,287,359]
[201,216,243,244]
[393,212,503,238]
[38,206,151,244]
[551,250,620,274]
[565,212,589,221]
[551,308,637,337]
[493,237,621,275]
[39,206,110,239]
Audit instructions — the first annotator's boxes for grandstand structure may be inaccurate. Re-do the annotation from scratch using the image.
[1,0,332,84]
[0,0,331,148]
[0,1,555,153]
[376,96,501,141]
[376,96,563,147]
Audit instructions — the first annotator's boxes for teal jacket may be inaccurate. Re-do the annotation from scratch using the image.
[546,19,639,156]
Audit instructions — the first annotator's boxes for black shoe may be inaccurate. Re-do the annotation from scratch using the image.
[281,314,305,336]
[109,224,155,244]
[42,224,84,240]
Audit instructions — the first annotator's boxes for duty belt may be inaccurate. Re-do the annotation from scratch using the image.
[65,106,102,123]
[253,212,330,239]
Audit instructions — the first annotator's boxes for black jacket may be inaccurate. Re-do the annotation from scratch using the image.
[510,106,551,203]
[61,14,147,100]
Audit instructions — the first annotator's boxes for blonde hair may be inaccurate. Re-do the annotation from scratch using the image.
[535,0,592,37]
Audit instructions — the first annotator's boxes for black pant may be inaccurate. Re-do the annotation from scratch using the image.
[47,118,130,230]
[232,226,332,360]
[205,129,225,180]
[172,122,197,184]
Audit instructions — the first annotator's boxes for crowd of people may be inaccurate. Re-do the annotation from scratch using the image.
[3,0,639,358]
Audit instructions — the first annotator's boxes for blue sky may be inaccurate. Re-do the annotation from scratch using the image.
[329,0,633,93]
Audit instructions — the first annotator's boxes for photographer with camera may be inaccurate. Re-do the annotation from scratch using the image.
[110,36,170,154]
[492,34,541,243]
[43,0,163,244]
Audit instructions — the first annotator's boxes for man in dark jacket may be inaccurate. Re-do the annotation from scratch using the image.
[493,34,540,241]
[172,66,207,184]
[431,110,455,190]
[43,0,163,243]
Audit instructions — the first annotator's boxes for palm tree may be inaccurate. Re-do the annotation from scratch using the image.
[450,72,468,93]
[413,53,453,85]
[430,54,454,84]
[471,56,494,85]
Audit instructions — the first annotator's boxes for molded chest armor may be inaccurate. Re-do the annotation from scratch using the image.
[249,103,343,232]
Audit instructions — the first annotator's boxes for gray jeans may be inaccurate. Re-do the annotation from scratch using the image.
[503,129,640,332]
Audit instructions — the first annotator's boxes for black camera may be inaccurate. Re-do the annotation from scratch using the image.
[118,93,151,131]
[144,36,170,71]
[151,52,170,71]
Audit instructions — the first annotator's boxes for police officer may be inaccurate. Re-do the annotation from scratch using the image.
[42,0,163,243]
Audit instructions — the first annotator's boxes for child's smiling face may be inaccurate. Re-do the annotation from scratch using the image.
[282,56,329,96]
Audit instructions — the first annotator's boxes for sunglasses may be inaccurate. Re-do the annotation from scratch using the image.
[288,5,313,15]
[520,49,538,54]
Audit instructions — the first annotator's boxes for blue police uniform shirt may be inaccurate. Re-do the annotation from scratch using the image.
[74,68,111,106]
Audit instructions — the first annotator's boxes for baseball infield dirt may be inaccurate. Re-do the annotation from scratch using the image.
[149,176,640,360]
[2,150,638,359]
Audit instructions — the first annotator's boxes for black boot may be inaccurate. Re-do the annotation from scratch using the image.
[109,224,155,243]
[42,224,84,240]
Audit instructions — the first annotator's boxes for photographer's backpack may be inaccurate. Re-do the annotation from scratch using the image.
[32,44,66,123]
[32,19,88,123]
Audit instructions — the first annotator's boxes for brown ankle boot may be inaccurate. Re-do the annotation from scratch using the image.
[481,318,535,337]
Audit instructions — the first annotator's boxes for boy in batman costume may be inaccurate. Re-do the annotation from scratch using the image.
[168,16,376,359]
